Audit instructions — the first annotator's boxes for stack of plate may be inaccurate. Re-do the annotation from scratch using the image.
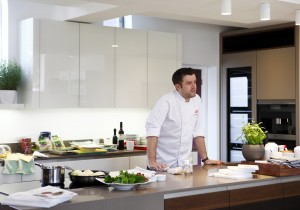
[125,134,139,144]
[140,137,147,146]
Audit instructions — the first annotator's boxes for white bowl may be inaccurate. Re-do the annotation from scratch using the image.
[156,174,166,182]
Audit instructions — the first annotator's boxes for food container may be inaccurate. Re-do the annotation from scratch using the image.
[156,174,166,182]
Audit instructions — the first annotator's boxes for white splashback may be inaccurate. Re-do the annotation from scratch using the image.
[0,108,149,143]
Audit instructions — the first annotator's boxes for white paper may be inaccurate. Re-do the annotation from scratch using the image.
[1,186,77,209]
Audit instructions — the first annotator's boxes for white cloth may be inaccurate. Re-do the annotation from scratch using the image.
[146,90,203,167]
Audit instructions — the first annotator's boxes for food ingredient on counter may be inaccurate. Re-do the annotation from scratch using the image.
[104,170,148,184]
[71,169,105,176]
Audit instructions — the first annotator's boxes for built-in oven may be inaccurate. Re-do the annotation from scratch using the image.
[257,102,296,149]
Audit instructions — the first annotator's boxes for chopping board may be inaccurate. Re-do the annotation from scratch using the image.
[73,149,107,155]
[241,161,300,177]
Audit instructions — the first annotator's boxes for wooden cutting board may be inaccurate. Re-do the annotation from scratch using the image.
[241,161,300,177]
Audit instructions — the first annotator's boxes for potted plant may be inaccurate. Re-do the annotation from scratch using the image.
[237,121,267,161]
[0,60,22,104]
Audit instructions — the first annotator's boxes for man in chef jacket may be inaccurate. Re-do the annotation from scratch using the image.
[146,67,223,170]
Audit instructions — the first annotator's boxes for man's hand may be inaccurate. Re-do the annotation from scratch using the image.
[204,159,224,165]
[148,161,168,171]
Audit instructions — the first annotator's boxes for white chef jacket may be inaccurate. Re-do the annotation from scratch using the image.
[146,90,203,167]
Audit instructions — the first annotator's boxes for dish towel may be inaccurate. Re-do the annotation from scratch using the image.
[2,153,35,175]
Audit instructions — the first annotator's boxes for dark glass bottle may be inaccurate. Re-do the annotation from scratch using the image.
[118,122,124,136]
[113,128,118,145]
[118,122,125,150]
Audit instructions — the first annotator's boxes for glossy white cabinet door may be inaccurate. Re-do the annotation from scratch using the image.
[18,18,40,108]
[148,31,181,108]
[115,28,148,108]
[39,19,80,108]
[80,24,115,107]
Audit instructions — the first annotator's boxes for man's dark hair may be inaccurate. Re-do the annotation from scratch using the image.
[172,67,196,85]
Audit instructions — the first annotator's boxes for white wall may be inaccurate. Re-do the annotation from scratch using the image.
[0,108,149,143]
[2,1,236,162]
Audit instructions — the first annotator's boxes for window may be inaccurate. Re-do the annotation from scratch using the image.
[103,15,132,29]
[0,0,8,60]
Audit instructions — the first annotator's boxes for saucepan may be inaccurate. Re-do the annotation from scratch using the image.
[35,162,73,186]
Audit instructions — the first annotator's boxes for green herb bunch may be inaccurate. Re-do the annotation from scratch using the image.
[0,60,22,90]
[237,121,267,145]
[104,170,148,184]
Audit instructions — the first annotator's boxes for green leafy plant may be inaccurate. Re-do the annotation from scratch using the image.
[0,60,22,90]
[237,121,267,145]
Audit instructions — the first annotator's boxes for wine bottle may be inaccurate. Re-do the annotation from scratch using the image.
[118,122,124,139]
[113,128,118,145]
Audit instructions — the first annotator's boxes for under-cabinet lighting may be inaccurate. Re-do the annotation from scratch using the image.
[296,10,300,25]
[221,0,231,15]
[260,3,270,21]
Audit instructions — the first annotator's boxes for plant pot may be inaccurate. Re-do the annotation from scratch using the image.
[0,90,17,104]
[242,144,265,161]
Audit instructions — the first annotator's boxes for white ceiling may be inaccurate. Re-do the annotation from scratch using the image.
[25,0,300,28]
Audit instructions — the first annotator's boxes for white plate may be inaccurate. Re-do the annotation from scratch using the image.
[96,178,151,190]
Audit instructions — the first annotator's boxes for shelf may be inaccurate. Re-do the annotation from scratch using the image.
[0,104,24,109]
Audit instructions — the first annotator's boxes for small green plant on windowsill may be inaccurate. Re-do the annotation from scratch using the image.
[0,59,22,90]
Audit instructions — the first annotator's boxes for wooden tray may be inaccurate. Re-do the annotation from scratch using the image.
[241,161,300,177]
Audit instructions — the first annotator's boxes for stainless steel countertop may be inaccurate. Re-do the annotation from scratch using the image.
[0,164,288,210]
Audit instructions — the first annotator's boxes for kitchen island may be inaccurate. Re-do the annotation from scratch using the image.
[1,164,300,210]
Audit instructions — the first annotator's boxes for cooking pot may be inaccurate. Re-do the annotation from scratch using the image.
[69,170,107,185]
[35,162,73,186]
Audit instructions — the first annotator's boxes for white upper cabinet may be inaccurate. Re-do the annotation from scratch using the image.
[79,24,115,108]
[39,19,80,108]
[19,19,181,109]
[115,28,148,108]
[18,18,80,108]
[147,31,181,108]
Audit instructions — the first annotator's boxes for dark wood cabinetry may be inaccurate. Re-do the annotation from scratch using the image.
[164,181,300,210]
[164,191,229,210]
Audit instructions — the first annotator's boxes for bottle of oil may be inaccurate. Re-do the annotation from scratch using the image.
[112,128,118,145]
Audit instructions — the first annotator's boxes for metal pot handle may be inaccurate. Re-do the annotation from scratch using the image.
[35,162,44,169]
[64,166,74,171]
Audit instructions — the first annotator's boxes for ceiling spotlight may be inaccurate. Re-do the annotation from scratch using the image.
[296,10,300,25]
[260,3,270,21]
[221,0,231,15]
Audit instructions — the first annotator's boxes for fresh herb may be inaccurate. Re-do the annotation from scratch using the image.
[104,170,148,184]
[237,121,267,145]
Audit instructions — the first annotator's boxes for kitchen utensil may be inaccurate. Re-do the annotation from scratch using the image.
[35,162,73,186]
[0,145,11,156]
[69,170,107,185]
